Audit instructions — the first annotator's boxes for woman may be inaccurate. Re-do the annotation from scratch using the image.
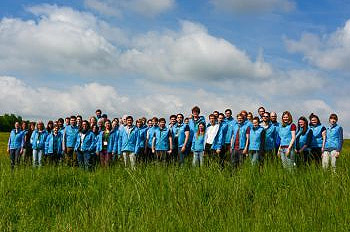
[136,119,148,163]
[191,122,206,167]
[248,117,265,165]
[309,113,326,164]
[74,120,95,170]
[96,120,119,167]
[295,117,313,165]
[7,121,25,169]
[22,122,35,165]
[31,121,48,167]
[261,112,277,161]
[46,121,54,134]
[278,111,296,169]
[45,125,63,165]
[322,114,343,170]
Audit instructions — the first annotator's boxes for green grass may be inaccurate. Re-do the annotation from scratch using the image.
[1,132,350,231]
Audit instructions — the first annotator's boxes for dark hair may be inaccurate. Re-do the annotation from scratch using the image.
[76,115,82,120]
[177,113,184,118]
[126,116,133,121]
[81,120,90,130]
[113,118,119,123]
[218,113,225,118]
[170,115,177,120]
[102,114,108,119]
[58,118,64,124]
[70,116,77,120]
[191,106,200,114]
[96,109,102,113]
[252,117,260,122]
[147,119,152,123]
[152,117,159,122]
[309,113,321,125]
[196,122,206,137]
[298,116,308,134]
[208,114,216,119]
[65,117,70,121]
[329,113,338,121]
[258,106,265,112]
[159,118,166,123]
[213,110,219,115]
[225,109,232,114]
[236,113,243,118]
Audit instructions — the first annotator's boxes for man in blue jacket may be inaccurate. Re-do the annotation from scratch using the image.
[120,116,139,169]
[62,116,79,166]
[7,122,25,169]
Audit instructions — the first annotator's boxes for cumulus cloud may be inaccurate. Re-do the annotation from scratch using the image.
[211,0,295,14]
[85,0,175,17]
[285,19,350,71]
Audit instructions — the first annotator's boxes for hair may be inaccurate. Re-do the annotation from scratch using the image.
[104,119,111,127]
[252,116,260,123]
[169,115,177,120]
[213,110,219,115]
[218,113,225,118]
[152,117,159,122]
[258,106,265,112]
[126,116,133,121]
[147,119,152,124]
[65,117,70,121]
[30,122,36,130]
[225,109,232,114]
[96,109,102,113]
[136,119,143,125]
[196,122,206,138]
[191,106,200,114]
[81,120,90,130]
[176,113,184,118]
[141,117,147,123]
[102,114,108,118]
[247,112,253,120]
[309,113,321,125]
[58,118,64,124]
[76,115,82,120]
[281,111,293,126]
[46,121,54,130]
[298,116,308,134]
[159,118,166,123]
[236,113,243,118]
[329,113,338,121]
[208,114,216,119]
[70,116,77,120]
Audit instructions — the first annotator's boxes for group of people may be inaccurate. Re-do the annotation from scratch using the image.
[7,106,344,171]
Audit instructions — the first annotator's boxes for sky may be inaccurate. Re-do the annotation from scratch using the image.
[0,0,349,136]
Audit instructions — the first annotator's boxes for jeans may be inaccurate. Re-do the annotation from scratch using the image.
[279,148,295,169]
[192,151,204,167]
[33,149,44,167]
[65,147,77,167]
[322,150,337,170]
[178,147,189,165]
[231,149,245,168]
[10,148,21,169]
[249,150,263,165]
[77,150,92,170]
[100,150,112,167]
[123,151,136,168]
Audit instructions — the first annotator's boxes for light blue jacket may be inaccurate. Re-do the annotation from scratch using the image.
[204,123,225,150]
[153,127,172,151]
[64,125,79,148]
[45,132,63,155]
[225,117,237,144]
[264,123,277,151]
[249,126,265,151]
[310,124,325,148]
[278,123,295,147]
[172,123,191,148]
[8,129,25,150]
[137,125,148,149]
[96,129,120,154]
[31,130,48,150]
[231,123,250,150]
[191,134,206,152]
[120,125,139,153]
[74,130,96,152]
[147,126,158,148]
[325,124,343,152]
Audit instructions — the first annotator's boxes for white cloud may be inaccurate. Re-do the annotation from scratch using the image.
[85,0,175,17]
[211,0,295,14]
[285,19,350,71]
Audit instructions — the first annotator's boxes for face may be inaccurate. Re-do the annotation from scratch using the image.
[98,121,103,127]
[262,114,269,122]
[282,114,289,123]
[329,117,337,125]
[225,111,232,118]
[237,116,243,124]
[38,123,44,130]
[21,123,26,130]
[247,114,253,121]
[136,121,141,128]
[70,118,77,126]
[218,115,225,123]
[209,116,216,125]
[126,118,133,126]
[253,119,259,128]
[170,117,176,125]
[147,121,152,127]
[15,122,20,129]
[30,124,35,130]
[90,117,97,125]
[241,112,247,120]
[58,120,63,128]
[105,121,111,130]
[192,111,199,118]
[258,108,265,116]
[298,119,306,128]
[159,120,166,128]
[92,126,98,133]
[54,127,58,134]
[112,121,117,128]
[82,121,88,130]
[77,117,82,124]
[184,118,189,124]
[198,123,204,132]
[96,111,101,117]
[48,122,53,129]
[177,115,183,124]
[122,118,126,125]
[311,117,318,126]
[270,113,277,122]
[213,112,219,117]
[65,118,70,125]
[152,119,158,126]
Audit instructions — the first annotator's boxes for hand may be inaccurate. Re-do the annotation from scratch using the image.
[285,148,290,157]
[7,148,10,154]
[181,146,186,153]
[216,149,221,154]
[335,151,340,158]
[167,150,172,154]
[20,148,23,155]
[152,149,155,154]
[243,148,247,155]
[96,151,100,156]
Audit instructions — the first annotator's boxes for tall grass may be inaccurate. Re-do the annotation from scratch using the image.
[1,132,349,231]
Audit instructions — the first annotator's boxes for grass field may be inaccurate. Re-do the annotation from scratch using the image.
[1,132,350,231]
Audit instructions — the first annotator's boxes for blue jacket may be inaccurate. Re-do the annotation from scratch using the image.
[172,123,191,148]
[31,130,48,150]
[137,125,148,149]
[264,123,277,151]
[296,128,313,151]
[325,124,343,152]
[45,132,63,155]
[310,124,325,148]
[249,126,265,151]
[278,123,295,147]
[272,122,281,148]
[64,125,79,148]
[153,127,172,151]
[8,129,25,150]
[120,125,139,153]
[191,134,206,152]
[96,129,120,154]
[231,122,250,150]
[147,126,158,148]
[224,117,236,144]
[204,123,225,150]
[189,116,206,142]
[74,130,96,152]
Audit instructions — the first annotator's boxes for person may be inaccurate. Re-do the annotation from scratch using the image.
[7,122,25,169]
[270,112,280,155]
[188,106,206,152]
[120,116,139,168]
[322,114,343,171]
[204,114,224,166]
[136,119,148,163]
[231,113,250,168]
[57,118,65,135]
[74,120,95,170]
[22,122,35,165]
[191,122,206,167]
[249,117,265,165]
[241,110,252,128]
[96,120,119,167]
[169,114,178,162]
[261,112,277,161]
[224,109,236,153]
[96,109,102,119]
[45,125,63,165]
[145,117,158,162]
[65,117,70,127]
[90,125,100,168]
[213,111,219,120]
[89,116,97,128]
[97,118,104,132]
[247,112,253,122]
[31,121,48,167]
[184,117,189,125]
[152,118,172,163]
[309,113,326,164]
[172,113,190,165]
[217,113,228,168]
[295,117,313,165]
[46,121,54,134]
[258,107,266,121]
[76,115,83,129]
[278,111,296,169]
[62,116,79,167]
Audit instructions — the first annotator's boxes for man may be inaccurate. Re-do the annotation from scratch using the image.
[270,112,280,155]
[258,107,266,121]
[96,109,102,119]
[224,109,236,157]
[231,113,250,168]
[172,114,190,165]
[62,116,79,166]
[189,106,206,143]
[169,114,178,162]
[7,122,24,169]
[120,116,139,169]
[145,117,159,162]
[217,113,228,168]
[152,118,172,163]
[205,114,224,166]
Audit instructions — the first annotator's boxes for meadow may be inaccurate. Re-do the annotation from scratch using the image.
[0,132,349,231]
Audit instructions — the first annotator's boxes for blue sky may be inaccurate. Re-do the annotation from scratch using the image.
[0,0,349,136]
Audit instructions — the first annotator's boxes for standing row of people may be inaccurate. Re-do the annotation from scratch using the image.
[7,106,343,170]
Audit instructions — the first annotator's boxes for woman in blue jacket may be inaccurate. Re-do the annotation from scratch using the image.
[31,121,48,167]
[295,117,313,165]
[7,122,25,169]
[322,114,343,170]
[136,119,148,163]
[45,125,63,165]
[96,120,119,168]
[260,112,277,160]
[191,122,206,167]
[249,117,265,165]
[278,111,296,169]
[75,120,96,170]
[309,113,326,164]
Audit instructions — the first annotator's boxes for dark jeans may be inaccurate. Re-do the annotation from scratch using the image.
[10,148,21,169]
[77,150,92,170]
[231,149,245,168]
[311,147,322,164]
[47,152,60,165]
[65,147,77,167]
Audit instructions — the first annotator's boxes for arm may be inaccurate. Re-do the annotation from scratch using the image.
[287,130,296,155]
[7,133,11,153]
[182,130,190,152]
[243,132,249,155]
[168,132,173,153]
[321,130,326,153]
[261,130,265,152]
[336,127,343,156]
[152,136,156,154]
